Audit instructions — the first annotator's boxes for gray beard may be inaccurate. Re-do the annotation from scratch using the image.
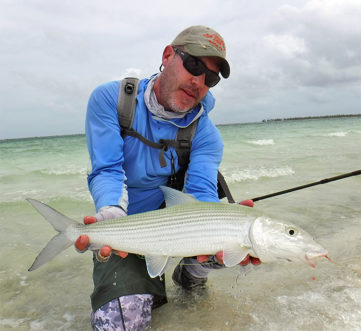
[144,74,191,120]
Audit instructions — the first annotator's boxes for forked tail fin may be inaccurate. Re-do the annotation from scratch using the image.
[27,199,78,271]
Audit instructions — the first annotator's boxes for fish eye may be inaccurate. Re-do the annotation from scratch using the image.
[286,227,297,236]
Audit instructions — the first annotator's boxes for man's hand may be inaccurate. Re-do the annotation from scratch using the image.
[239,254,261,266]
[197,252,261,266]
[74,206,128,262]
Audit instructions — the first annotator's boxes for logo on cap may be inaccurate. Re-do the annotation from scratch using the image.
[202,33,226,52]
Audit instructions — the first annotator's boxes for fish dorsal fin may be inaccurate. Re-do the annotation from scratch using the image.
[222,243,250,267]
[145,255,170,278]
[159,186,197,207]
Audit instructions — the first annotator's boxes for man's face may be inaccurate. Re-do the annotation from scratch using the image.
[155,46,220,112]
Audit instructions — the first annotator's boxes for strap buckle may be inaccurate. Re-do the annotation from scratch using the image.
[124,82,135,95]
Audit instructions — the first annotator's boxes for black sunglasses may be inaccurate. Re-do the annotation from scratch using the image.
[174,48,220,88]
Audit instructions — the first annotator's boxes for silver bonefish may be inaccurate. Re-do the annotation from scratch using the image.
[28,186,329,278]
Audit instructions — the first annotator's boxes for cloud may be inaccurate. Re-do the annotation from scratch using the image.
[1,0,361,138]
[263,0,361,87]
[208,0,361,124]
[263,34,308,59]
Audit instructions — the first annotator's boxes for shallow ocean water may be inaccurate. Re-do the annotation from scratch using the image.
[0,117,360,330]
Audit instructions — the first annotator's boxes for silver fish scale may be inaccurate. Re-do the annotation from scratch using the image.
[69,202,256,257]
[27,190,328,274]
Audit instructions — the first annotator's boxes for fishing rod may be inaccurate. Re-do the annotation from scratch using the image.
[249,170,361,203]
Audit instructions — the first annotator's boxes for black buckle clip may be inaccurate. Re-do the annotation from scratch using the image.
[124,82,135,95]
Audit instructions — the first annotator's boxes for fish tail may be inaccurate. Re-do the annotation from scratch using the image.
[27,198,78,271]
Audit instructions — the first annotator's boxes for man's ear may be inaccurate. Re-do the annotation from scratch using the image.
[161,45,176,68]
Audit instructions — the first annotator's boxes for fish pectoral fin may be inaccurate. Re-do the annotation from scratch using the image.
[145,255,170,278]
[222,244,250,267]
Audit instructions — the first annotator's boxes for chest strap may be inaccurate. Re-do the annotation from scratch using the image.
[122,120,197,168]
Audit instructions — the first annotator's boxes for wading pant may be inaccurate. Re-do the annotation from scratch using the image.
[90,258,222,330]
[91,294,153,331]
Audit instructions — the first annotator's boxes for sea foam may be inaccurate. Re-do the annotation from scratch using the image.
[224,166,295,183]
[325,131,348,137]
[40,167,88,176]
[248,139,275,145]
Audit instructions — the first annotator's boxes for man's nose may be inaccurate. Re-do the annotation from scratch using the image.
[190,73,206,87]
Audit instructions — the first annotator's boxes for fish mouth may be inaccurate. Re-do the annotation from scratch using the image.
[305,252,332,267]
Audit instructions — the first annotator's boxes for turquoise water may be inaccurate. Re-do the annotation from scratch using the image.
[1,117,360,330]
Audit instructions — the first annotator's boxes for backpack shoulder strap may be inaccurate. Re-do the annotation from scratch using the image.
[174,120,199,168]
[117,77,140,132]
[116,77,169,167]
[175,120,235,203]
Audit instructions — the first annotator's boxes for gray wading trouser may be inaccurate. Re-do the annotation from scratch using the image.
[90,253,167,330]
[90,257,224,330]
[91,295,153,331]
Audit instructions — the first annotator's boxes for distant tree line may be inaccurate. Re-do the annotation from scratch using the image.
[262,114,361,122]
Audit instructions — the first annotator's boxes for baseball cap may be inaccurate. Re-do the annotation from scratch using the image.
[171,25,230,78]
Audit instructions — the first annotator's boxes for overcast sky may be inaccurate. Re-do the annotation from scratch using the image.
[1,0,360,139]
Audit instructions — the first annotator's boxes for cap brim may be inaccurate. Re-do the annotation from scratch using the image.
[220,59,230,79]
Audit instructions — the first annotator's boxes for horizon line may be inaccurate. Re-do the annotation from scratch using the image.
[1,113,360,142]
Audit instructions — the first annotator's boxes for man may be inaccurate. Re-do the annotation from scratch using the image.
[76,25,259,330]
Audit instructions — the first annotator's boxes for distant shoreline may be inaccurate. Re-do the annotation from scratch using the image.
[1,114,361,141]
[0,133,85,143]
[262,113,361,123]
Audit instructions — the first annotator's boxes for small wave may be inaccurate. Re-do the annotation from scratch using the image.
[0,189,47,202]
[40,167,88,176]
[0,188,92,203]
[248,139,275,145]
[325,131,348,137]
[224,166,295,183]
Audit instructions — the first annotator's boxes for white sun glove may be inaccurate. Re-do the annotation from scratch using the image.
[90,206,127,263]
[94,205,127,221]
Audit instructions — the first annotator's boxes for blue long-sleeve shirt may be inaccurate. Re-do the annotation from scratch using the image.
[85,77,223,215]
